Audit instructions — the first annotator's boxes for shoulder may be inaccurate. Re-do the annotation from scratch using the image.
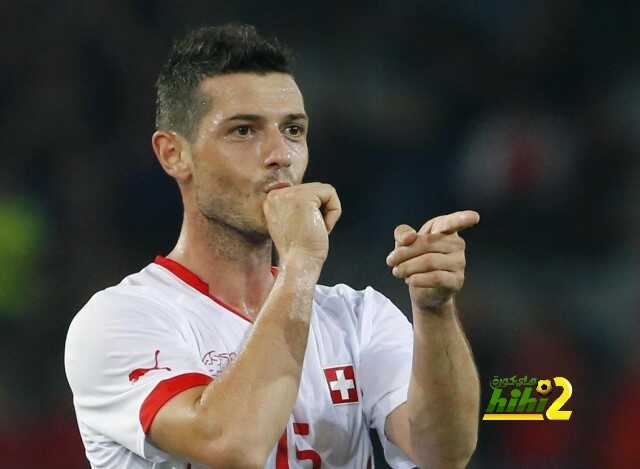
[314,283,412,335]
[313,283,413,360]
[65,265,182,357]
[69,266,171,328]
[314,283,394,315]
[64,265,189,388]
[313,284,404,340]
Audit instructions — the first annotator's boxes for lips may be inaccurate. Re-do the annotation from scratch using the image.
[264,181,292,193]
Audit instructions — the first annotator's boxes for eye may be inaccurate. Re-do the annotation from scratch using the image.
[230,125,254,138]
[283,124,305,138]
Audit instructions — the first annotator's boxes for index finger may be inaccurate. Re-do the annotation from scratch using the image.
[313,183,342,233]
[421,210,480,235]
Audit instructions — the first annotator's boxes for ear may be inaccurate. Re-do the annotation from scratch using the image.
[151,130,192,183]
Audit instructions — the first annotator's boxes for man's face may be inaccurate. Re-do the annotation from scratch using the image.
[187,73,308,240]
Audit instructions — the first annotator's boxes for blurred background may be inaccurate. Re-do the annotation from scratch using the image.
[1,1,638,467]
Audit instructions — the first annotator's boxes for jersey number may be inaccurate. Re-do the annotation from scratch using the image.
[276,422,322,468]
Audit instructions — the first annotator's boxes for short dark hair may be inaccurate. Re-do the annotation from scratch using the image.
[155,23,294,140]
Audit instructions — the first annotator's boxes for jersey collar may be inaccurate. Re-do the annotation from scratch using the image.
[154,255,277,324]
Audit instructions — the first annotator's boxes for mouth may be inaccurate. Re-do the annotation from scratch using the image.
[264,181,293,193]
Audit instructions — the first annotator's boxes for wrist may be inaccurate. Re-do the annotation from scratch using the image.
[280,249,325,272]
[412,297,456,317]
[279,253,324,284]
[412,299,460,343]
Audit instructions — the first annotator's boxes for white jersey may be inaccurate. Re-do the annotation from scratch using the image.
[65,256,416,469]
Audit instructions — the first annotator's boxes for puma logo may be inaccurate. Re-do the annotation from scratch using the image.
[128,350,171,383]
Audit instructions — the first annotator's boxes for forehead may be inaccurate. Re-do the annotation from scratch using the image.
[198,73,305,118]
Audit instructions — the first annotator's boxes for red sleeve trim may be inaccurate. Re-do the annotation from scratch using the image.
[140,372,213,434]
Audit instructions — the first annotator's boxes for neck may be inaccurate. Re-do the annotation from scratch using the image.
[166,208,275,320]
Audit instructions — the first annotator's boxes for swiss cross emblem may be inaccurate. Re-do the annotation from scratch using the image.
[323,365,359,405]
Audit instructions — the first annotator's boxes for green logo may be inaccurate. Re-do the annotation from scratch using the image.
[482,375,572,421]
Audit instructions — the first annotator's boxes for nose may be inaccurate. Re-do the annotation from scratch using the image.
[263,127,291,168]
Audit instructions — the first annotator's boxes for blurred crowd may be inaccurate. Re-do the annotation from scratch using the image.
[1,1,638,467]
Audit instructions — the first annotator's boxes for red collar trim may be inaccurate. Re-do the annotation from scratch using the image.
[154,255,275,324]
[154,256,209,296]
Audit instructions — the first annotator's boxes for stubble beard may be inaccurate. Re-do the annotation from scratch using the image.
[196,191,271,247]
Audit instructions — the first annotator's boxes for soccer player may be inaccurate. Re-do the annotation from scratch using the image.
[65,24,480,469]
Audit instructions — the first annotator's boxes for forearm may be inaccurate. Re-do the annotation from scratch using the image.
[196,256,321,463]
[407,300,479,468]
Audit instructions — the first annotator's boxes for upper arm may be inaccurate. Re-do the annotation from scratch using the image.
[65,292,214,462]
[149,385,213,463]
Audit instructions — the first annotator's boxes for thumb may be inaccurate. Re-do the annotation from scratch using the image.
[394,224,417,248]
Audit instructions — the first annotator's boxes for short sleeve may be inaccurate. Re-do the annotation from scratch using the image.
[358,287,416,469]
[64,289,213,462]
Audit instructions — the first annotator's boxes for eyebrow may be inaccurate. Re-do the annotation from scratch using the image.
[225,113,308,123]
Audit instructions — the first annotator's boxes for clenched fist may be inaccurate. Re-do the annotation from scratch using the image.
[263,182,342,265]
[386,210,479,312]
